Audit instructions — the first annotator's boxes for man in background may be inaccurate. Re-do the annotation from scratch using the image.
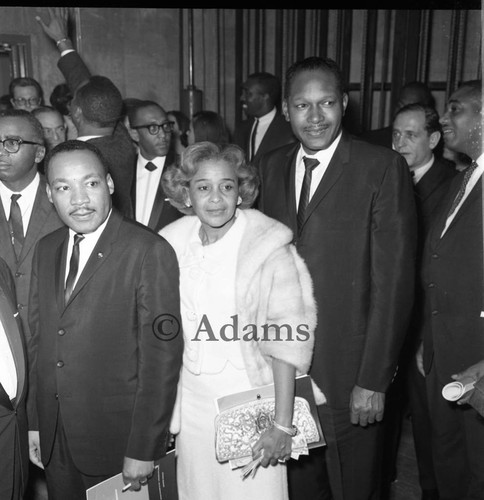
[127,100,182,231]
[361,81,436,149]
[388,103,456,500]
[418,79,484,499]
[234,71,296,163]
[37,7,136,219]
[9,77,44,112]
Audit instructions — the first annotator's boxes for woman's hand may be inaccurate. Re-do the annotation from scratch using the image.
[252,425,293,467]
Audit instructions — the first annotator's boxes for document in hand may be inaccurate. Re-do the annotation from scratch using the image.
[86,449,177,500]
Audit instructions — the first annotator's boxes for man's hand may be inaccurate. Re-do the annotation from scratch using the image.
[416,341,425,377]
[452,359,484,405]
[36,7,69,43]
[122,457,154,492]
[349,385,385,426]
[28,431,44,469]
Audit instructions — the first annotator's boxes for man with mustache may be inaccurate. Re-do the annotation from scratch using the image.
[27,140,183,500]
[258,56,417,500]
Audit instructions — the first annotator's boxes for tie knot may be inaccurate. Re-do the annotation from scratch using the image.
[303,156,320,171]
[145,161,157,172]
[73,233,84,246]
[11,193,21,202]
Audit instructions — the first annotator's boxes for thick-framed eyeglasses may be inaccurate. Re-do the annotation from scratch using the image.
[12,97,41,107]
[0,138,43,154]
[132,121,175,135]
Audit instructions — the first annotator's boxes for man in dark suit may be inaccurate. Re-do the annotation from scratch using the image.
[27,140,183,500]
[234,72,296,163]
[418,80,484,499]
[385,103,457,500]
[127,100,182,231]
[0,110,63,341]
[258,56,417,500]
[0,258,28,500]
[37,7,136,219]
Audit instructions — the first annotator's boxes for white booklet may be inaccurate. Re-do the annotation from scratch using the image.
[86,449,177,500]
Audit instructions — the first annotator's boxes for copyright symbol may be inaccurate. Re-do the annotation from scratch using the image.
[152,313,180,341]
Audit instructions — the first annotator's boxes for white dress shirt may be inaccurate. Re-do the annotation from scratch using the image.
[295,132,342,206]
[135,155,166,226]
[0,172,40,236]
[0,319,17,400]
[251,107,277,156]
[441,154,483,237]
[412,155,435,185]
[64,210,112,290]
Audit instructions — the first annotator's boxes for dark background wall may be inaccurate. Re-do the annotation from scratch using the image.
[0,8,481,136]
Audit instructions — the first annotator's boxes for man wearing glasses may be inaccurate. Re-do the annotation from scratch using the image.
[9,77,44,112]
[127,100,182,231]
[0,110,63,343]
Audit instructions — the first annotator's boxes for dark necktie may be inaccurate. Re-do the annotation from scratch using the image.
[8,194,24,260]
[446,160,478,219]
[249,119,259,161]
[145,161,157,172]
[64,233,85,305]
[297,157,320,233]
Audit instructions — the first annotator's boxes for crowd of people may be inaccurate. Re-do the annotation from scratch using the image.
[0,6,482,500]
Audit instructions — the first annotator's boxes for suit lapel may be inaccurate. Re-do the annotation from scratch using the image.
[0,282,25,407]
[18,179,52,264]
[64,212,122,308]
[0,201,17,269]
[300,133,348,229]
[431,173,481,246]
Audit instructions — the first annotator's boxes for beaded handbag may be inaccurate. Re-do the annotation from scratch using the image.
[215,396,320,462]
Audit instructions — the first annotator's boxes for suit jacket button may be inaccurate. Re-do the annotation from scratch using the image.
[55,393,59,400]
[432,310,438,316]
[17,303,24,310]
[428,283,435,288]
[431,253,439,259]
[58,329,66,336]
[56,361,64,368]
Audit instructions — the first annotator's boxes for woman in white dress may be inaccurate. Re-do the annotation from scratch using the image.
[160,142,322,500]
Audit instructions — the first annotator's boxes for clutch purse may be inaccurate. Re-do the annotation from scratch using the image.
[215,396,320,463]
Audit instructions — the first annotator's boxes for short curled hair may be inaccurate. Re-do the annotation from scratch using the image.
[162,141,259,215]
[0,109,45,143]
[73,76,122,127]
[284,56,347,100]
[44,140,110,183]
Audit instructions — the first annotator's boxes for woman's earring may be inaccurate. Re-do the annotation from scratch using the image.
[185,200,192,207]
[237,196,242,205]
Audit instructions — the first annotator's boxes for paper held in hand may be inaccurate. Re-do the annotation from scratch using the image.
[214,374,325,478]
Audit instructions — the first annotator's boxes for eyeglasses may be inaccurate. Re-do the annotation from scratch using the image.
[132,121,175,135]
[12,97,41,107]
[0,138,43,154]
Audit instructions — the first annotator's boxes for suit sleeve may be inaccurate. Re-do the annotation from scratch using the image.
[357,154,418,392]
[125,236,184,460]
[26,243,40,430]
[58,50,91,92]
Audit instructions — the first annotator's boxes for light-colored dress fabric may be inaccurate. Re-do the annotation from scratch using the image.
[173,211,288,500]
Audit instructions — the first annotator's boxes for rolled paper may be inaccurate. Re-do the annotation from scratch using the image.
[442,378,476,401]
